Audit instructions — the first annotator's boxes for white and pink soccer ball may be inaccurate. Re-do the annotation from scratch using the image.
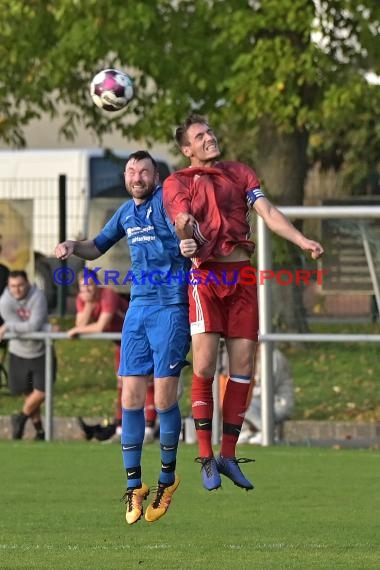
[90,68,134,112]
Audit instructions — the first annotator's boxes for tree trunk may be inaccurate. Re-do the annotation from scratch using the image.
[255,119,310,333]
[255,119,308,207]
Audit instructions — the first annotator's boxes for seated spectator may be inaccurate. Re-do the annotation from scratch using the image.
[68,270,129,442]
[143,377,158,443]
[0,270,56,440]
[238,343,294,445]
[143,373,185,444]
[71,271,185,444]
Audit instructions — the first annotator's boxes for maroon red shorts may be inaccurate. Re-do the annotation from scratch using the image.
[188,261,259,340]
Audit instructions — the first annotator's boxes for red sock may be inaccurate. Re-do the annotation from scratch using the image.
[191,374,214,457]
[221,377,251,457]
[144,381,157,427]
[114,345,122,425]
[115,386,122,424]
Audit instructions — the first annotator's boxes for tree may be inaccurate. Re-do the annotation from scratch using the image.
[1,0,379,328]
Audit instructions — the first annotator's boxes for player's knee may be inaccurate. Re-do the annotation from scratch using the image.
[193,363,216,378]
[155,395,177,411]
[32,389,46,403]
[122,394,145,409]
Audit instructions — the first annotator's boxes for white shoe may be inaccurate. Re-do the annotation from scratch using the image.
[143,426,155,444]
[248,432,262,445]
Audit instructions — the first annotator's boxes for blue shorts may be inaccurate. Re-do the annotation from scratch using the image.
[118,304,190,378]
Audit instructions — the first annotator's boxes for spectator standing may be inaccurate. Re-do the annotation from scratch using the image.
[0,270,55,440]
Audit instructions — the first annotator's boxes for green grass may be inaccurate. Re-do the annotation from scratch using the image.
[0,321,379,421]
[285,322,380,422]
[1,442,379,569]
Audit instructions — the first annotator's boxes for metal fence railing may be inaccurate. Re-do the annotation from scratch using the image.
[257,205,380,446]
[3,206,380,444]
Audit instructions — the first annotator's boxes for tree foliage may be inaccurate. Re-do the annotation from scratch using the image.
[1,1,378,172]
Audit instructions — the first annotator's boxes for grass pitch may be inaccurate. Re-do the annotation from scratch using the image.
[1,442,379,569]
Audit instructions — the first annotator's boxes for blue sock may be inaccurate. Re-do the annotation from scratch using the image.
[121,407,145,489]
[157,402,182,485]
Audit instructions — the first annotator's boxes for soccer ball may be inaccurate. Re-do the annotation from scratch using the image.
[90,69,134,112]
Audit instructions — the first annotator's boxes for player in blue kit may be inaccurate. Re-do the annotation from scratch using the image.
[55,151,197,525]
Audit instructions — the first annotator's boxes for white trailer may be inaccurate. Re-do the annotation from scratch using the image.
[0,148,172,307]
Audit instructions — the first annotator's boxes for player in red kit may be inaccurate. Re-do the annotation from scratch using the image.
[164,114,324,491]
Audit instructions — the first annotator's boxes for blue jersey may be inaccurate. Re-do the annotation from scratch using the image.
[94,186,190,306]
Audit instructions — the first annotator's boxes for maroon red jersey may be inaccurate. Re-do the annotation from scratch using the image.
[163,161,263,266]
[76,287,128,332]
